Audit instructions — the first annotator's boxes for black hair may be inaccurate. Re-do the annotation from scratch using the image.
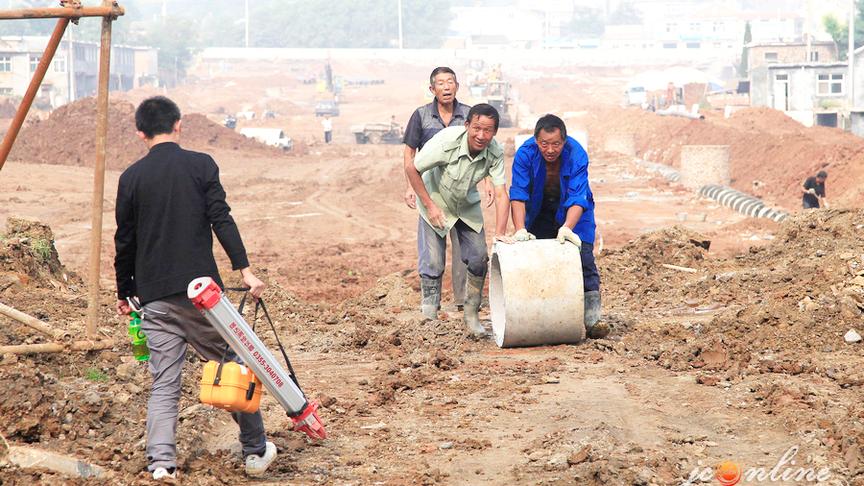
[533,114,567,140]
[135,96,181,139]
[816,170,828,179]
[429,66,457,85]
[466,103,500,131]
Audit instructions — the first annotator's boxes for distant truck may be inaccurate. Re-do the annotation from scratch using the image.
[239,127,293,151]
[624,85,648,107]
[351,122,402,144]
[315,100,340,117]
[468,80,516,128]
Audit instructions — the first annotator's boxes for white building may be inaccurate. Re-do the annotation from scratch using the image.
[0,36,158,108]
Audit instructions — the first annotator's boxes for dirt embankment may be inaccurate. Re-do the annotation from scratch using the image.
[7,97,285,171]
[586,105,864,210]
[600,209,864,480]
[0,217,80,293]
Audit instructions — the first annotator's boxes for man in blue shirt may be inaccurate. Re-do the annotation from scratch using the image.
[508,114,608,339]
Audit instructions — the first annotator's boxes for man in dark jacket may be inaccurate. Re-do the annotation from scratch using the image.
[114,96,276,481]
[801,170,829,209]
[508,114,607,339]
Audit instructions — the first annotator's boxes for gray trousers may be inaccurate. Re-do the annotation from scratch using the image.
[449,227,468,305]
[140,294,267,472]
[418,217,488,280]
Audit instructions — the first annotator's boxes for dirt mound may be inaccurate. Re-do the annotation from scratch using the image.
[0,97,18,118]
[727,106,811,135]
[0,218,79,293]
[601,209,864,478]
[181,112,287,155]
[602,226,710,277]
[8,98,283,170]
[9,97,144,169]
[584,104,864,210]
[605,209,863,360]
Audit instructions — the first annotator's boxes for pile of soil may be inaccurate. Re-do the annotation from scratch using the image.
[586,105,864,209]
[0,254,484,484]
[600,208,864,477]
[0,97,19,118]
[8,98,284,170]
[0,218,79,293]
[2,211,864,483]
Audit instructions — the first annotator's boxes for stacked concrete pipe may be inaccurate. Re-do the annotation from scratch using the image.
[634,158,680,182]
[699,184,788,222]
[489,240,585,348]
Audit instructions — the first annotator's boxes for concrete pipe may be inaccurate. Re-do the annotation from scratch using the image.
[741,200,764,216]
[733,196,755,212]
[489,240,585,348]
[745,200,765,214]
[698,183,788,223]
[634,159,680,184]
[720,191,737,207]
[733,197,752,212]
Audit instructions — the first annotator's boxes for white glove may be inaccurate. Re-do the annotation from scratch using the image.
[807,188,817,195]
[513,228,536,242]
[556,226,582,246]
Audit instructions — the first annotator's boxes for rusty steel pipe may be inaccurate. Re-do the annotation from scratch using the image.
[0,18,69,172]
[85,12,113,338]
[0,5,123,20]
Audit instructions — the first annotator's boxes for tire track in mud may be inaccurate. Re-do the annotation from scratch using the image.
[304,188,403,242]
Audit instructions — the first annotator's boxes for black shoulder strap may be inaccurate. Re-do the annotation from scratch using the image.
[254,299,301,389]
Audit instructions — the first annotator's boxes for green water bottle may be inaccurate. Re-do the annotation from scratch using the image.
[128,309,150,361]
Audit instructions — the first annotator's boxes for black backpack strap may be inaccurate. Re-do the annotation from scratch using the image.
[254,299,302,390]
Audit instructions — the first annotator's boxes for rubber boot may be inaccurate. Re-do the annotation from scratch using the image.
[463,273,488,337]
[420,277,441,320]
[584,290,609,339]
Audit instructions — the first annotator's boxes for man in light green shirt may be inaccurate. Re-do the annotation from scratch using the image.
[404,103,510,336]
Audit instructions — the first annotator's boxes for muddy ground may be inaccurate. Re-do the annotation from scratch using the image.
[0,60,862,485]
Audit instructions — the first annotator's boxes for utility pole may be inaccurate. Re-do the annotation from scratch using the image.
[849,0,856,108]
[805,0,813,61]
[397,0,403,49]
[245,0,250,48]
[67,27,74,103]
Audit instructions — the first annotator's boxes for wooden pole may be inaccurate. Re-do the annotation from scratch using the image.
[0,18,68,172]
[6,445,111,479]
[0,302,70,341]
[0,5,123,20]
[85,7,113,338]
[0,339,114,355]
[661,263,698,273]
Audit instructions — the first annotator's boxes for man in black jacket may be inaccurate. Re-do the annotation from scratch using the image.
[114,96,276,481]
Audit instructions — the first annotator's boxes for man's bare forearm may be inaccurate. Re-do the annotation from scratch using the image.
[563,205,584,230]
[404,160,433,207]
[403,146,417,188]
[511,201,527,231]
[494,186,510,235]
